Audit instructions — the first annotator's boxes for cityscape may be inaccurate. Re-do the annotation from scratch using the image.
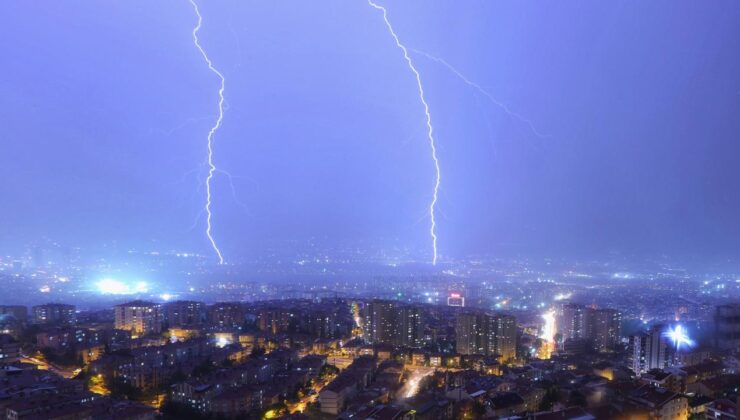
[2,1,739,420]
[0,249,737,419]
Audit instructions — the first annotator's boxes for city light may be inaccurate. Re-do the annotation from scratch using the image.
[214,334,233,348]
[96,278,149,295]
[540,310,556,342]
[538,309,557,359]
[663,324,695,350]
[401,371,432,398]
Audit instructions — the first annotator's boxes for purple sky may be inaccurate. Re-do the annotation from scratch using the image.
[2,1,739,262]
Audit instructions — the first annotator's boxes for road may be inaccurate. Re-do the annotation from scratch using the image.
[20,353,79,379]
[288,373,336,414]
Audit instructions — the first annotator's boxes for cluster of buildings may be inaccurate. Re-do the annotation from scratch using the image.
[0,298,357,419]
[0,303,76,331]
[0,363,154,419]
[0,297,736,419]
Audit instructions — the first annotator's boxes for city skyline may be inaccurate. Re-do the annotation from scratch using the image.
[0,2,738,418]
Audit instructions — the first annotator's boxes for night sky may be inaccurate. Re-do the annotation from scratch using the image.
[2,1,739,262]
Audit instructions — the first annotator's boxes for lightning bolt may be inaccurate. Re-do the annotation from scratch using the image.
[409,48,545,138]
[189,0,226,264]
[368,0,441,265]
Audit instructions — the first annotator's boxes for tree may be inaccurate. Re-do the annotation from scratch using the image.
[539,383,560,411]
[319,364,339,379]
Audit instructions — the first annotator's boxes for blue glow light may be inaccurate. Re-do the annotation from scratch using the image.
[663,324,695,350]
[96,278,149,295]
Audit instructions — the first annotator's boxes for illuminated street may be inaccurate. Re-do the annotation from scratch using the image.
[20,353,78,379]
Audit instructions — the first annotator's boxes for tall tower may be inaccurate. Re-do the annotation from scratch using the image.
[397,306,423,347]
[456,312,517,360]
[364,300,398,344]
[456,313,484,355]
[590,309,622,352]
[629,325,670,375]
[557,303,588,342]
[490,314,517,361]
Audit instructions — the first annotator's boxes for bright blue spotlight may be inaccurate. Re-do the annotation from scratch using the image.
[663,324,695,350]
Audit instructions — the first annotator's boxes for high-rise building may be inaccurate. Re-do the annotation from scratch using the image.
[307,311,337,339]
[32,303,76,325]
[257,308,292,334]
[397,306,423,347]
[557,303,589,342]
[490,314,517,361]
[629,325,670,375]
[456,312,517,361]
[557,303,621,352]
[590,309,622,352]
[714,303,740,351]
[363,301,423,347]
[456,313,485,355]
[364,300,399,345]
[646,327,670,370]
[114,301,163,337]
[164,300,206,327]
[629,333,649,375]
[208,302,246,329]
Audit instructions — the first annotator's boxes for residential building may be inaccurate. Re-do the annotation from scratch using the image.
[164,300,206,327]
[715,303,740,351]
[629,325,671,375]
[32,303,76,325]
[0,334,20,362]
[456,312,517,361]
[114,301,163,337]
